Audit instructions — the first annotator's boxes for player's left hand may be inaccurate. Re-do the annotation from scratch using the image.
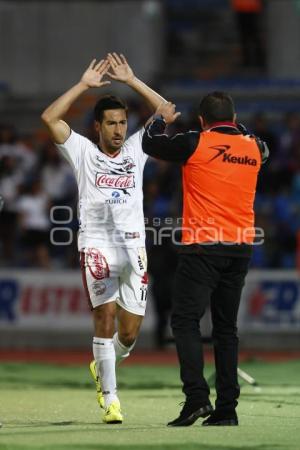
[106,53,135,84]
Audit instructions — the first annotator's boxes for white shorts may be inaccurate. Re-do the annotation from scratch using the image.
[80,247,148,316]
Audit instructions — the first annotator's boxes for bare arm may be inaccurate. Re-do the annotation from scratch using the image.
[41,59,110,144]
[107,53,167,115]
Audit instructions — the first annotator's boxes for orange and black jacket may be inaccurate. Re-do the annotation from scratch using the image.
[142,117,269,258]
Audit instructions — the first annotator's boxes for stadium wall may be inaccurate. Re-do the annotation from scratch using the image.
[0,270,299,350]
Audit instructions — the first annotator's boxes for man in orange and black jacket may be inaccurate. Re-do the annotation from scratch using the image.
[142,92,269,427]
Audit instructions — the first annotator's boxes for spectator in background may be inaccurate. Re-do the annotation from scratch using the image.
[278,112,300,170]
[251,113,277,153]
[38,139,78,267]
[0,156,23,265]
[0,125,37,175]
[231,0,265,69]
[272,188,297,268]
[0,124,18,158]
[148,234,177,348]
[144,160,180,348]
[16,133,38,175]
[17,178,51,268]
[39,139,77,204]
[250,113,277,194]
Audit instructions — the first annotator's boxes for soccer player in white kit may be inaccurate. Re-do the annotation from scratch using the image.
[41,53,167,423]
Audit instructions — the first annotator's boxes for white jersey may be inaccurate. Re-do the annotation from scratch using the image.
[56,129,148,250]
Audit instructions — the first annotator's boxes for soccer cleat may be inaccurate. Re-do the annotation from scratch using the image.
[103,400,123,424]
[167,402,213,427]
[89,360,105,409]
[202,410,238,426]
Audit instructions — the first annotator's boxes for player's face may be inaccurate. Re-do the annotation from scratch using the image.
[97,109,127,153]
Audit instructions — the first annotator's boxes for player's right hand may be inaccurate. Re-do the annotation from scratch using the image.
[155,101,181,125]
[80,59,111,88]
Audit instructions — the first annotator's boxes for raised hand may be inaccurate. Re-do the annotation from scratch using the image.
[106,53,135,84]
[80,59,111,88]
[155,102,181,125]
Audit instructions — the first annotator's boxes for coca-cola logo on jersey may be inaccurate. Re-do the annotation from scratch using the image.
[95,173,135,189]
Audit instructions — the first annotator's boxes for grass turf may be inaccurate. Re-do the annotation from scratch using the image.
[0,360,300,450]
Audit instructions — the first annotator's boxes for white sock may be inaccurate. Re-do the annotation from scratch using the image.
[113,332,135,365]
[93,337,118,407]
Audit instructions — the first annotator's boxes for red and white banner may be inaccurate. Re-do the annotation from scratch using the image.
[0,270,155,332]
[0,270,91,330]
[1,270,300,333]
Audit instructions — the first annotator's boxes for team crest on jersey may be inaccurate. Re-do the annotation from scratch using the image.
[92,280,106,296]
[122,156,135,172]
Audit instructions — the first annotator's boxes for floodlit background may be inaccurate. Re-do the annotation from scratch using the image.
[0,0,300,351]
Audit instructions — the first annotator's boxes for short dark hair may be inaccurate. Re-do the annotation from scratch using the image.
[94,95,128,123]
[198,91,235,125]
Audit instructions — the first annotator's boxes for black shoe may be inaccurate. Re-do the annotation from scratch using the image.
[168,402,213,427]
[202,410,238,426]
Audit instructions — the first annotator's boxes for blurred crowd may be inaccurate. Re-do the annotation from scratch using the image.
[1,105,300,273]
[165,0,266,80]
[0,124,78,269]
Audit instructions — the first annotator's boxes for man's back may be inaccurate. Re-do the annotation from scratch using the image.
[181,130,261,245]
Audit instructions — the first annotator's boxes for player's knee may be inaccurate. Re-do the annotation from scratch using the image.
[93,307,115,336]
[118,330,137,348]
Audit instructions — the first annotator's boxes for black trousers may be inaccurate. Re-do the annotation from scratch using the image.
[171,253,250,412]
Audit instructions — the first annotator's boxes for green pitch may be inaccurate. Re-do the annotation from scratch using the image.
[0,359,300,450]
